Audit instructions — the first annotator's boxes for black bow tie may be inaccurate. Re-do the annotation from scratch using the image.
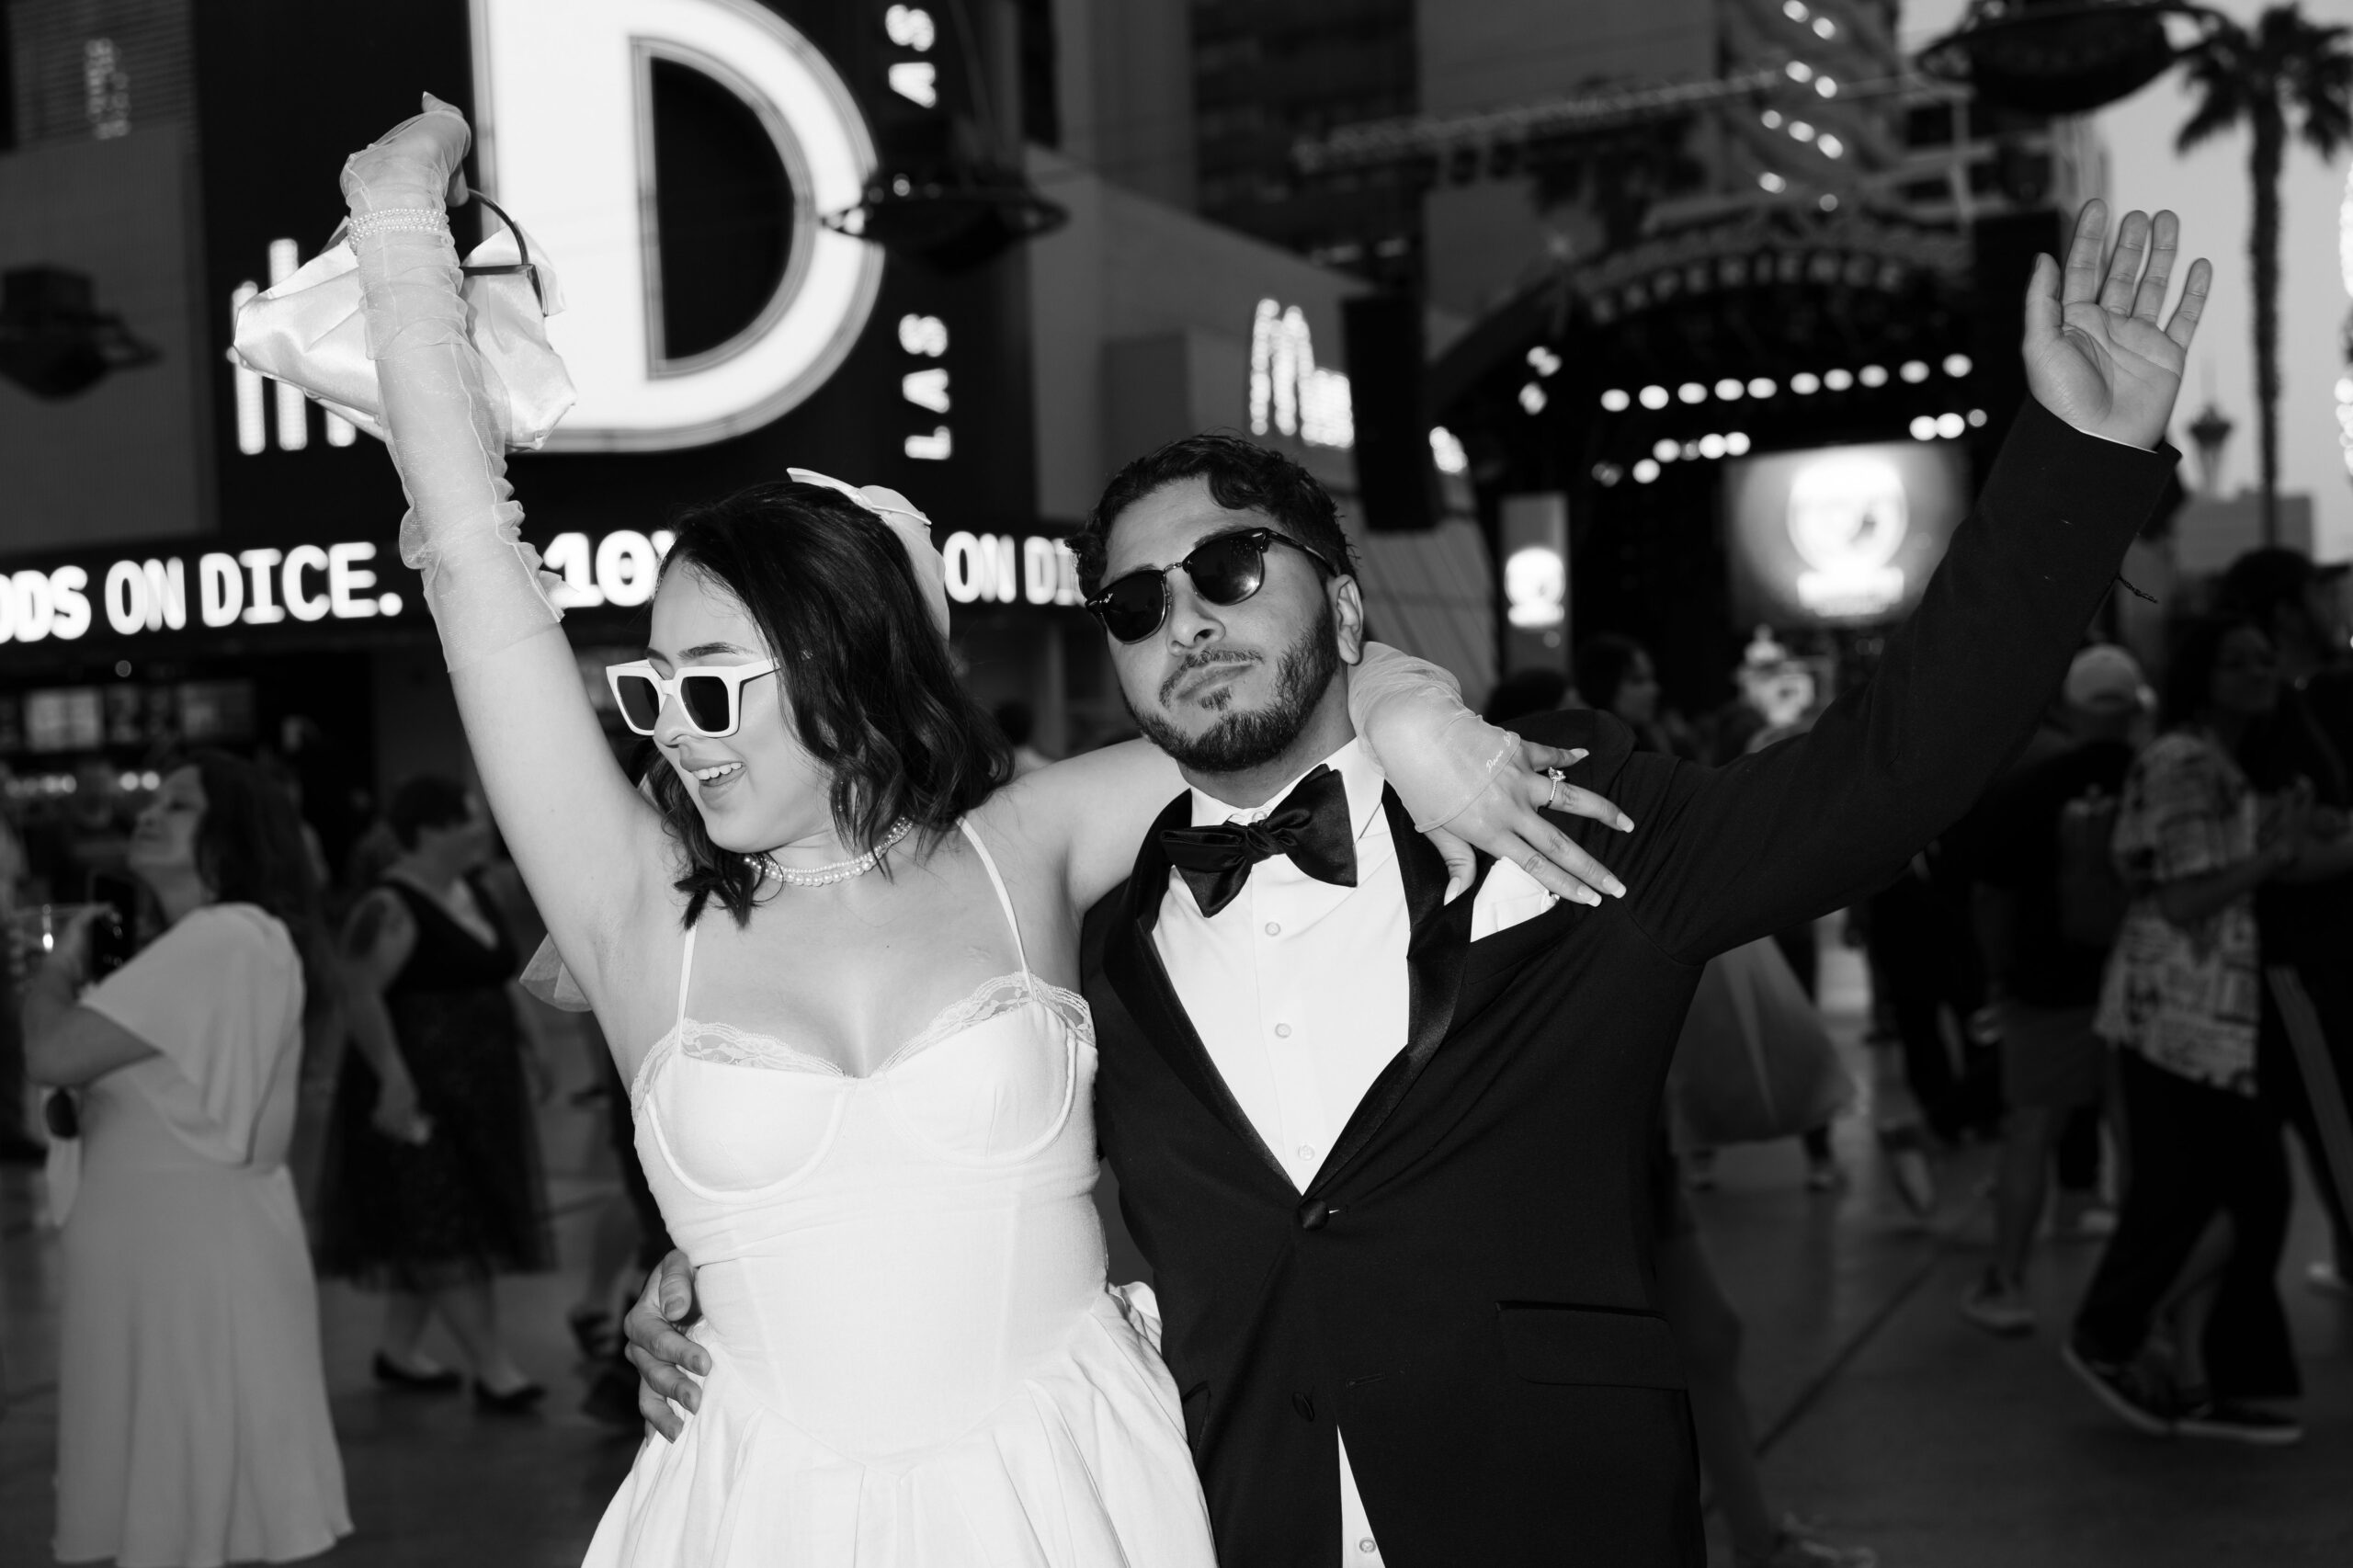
[1160,764,1358,919]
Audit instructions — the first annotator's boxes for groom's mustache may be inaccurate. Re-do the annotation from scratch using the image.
[1160,650,1260,707]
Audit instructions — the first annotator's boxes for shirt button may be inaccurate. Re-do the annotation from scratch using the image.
[1265,921,1281,937]
[1297,1143,1317,1163]
[1274,1023,1292,1039]
[1291,1391,1316,1421]
[1358,1540,1380,1555]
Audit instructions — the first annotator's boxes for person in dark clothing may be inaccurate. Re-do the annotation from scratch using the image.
[1961,645,2149,1334]
[1859,845,2003,1145]
[318,774,557,1411]
[2214,546,2353,1296]
[2064,619,2353,1445]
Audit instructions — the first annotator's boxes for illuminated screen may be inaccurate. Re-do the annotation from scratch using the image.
[1722,441,1970,628]
[26,688,102,754]
[176,681,256,744]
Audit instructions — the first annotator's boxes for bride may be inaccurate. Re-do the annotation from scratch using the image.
[332,97,1625,1565]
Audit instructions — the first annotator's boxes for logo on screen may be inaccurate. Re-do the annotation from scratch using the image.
[1787,451,1909,619]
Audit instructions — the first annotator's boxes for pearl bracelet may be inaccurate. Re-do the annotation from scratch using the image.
[346,207,450,242]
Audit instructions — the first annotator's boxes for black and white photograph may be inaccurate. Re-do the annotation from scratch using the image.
[2,1,2350,1563]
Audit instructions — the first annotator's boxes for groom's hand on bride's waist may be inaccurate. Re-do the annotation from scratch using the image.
[624,1249,707,1442]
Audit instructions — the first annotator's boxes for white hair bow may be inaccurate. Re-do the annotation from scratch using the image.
[786,468,949,638]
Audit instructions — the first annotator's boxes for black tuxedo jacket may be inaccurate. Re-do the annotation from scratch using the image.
[1080,403,2177,1568]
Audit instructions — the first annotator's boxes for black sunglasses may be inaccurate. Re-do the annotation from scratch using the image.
[1085,528,1337,643]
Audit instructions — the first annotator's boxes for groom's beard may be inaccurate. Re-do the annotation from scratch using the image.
[1129,598,1341,775]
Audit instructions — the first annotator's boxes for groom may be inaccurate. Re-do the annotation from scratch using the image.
[631,201,2206,1565]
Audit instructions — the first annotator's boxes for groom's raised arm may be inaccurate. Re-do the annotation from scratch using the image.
[1584,202,2203,965]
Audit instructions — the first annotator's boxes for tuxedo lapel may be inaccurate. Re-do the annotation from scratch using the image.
[1099,792,1293,1187]
[1309,787,1479,1191]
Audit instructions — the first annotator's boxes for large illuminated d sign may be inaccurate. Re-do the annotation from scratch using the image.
[472,0,882,450]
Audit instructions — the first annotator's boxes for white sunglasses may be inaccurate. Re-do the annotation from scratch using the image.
[605,660,779,738]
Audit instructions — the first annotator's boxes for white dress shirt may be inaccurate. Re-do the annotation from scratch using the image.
[1151,739,1557,1563]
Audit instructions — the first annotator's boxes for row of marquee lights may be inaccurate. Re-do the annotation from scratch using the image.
[1518,345,1972,421]
[1758,3,1848,198]
[0,544,401,646]
[1594,405,1985,486]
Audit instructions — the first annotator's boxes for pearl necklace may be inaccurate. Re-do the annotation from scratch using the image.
[748,818,915,887]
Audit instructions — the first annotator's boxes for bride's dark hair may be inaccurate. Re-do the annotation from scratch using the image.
[642,480,1011,927]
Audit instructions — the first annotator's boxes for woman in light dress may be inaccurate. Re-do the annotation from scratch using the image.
[334,98,1606,1565]
[24,752,351,1566]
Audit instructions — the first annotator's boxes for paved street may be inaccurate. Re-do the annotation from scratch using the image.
[4,943,2348,1565]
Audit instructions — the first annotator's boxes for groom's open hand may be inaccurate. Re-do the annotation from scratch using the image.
[2023,200,2211,450]
[624,1249,705,1442]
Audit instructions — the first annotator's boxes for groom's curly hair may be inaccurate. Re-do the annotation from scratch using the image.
[1070,433,1358,600]
[642,481,1010,928]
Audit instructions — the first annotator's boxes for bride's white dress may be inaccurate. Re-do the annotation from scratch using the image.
[585,821,1215,1566]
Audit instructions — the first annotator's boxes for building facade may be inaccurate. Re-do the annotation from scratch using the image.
[1,0,1499,896]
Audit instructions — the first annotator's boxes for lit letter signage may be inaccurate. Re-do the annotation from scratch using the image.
[942,532,1081,607]
[1248,300,1354,449]
[0,542,405,646]
[471,0,883,450]
[199,553,243,627]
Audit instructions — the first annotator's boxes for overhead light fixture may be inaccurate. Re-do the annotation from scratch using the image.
[1917,0,2219,116]
[823,162,1066,271]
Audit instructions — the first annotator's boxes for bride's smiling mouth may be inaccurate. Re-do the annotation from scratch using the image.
[679,756,747,799]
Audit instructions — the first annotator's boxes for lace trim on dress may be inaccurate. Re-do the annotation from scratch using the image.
[681,1018,847,1077]
[629,972,1094,1114]
[877,973,1093,1073]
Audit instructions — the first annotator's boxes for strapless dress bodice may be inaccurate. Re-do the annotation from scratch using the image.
[629,974,1112,1460]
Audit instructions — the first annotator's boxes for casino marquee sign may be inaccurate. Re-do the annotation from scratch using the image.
[198,0,1032,549]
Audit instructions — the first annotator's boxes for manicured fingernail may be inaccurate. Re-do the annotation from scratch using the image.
[1567,749,1588,763]
[1578,886,1601,906]
[1617,813,1635,831]
[1607,878,1627,899]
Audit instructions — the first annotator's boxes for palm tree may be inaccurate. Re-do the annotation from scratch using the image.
[2177,4,2352,542]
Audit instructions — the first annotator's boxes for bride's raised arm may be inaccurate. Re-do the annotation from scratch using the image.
[343,97,669,1027]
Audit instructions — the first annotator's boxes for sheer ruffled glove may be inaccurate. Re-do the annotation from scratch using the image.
[345,94,562,673]
[1350,643,1632,905]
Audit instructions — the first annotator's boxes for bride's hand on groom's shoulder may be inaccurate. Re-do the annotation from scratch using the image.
[1426,736,1635,908]
[623,1250,707,1442]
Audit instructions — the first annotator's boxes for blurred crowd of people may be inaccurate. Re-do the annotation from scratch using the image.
[1503,541,2353,1465]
